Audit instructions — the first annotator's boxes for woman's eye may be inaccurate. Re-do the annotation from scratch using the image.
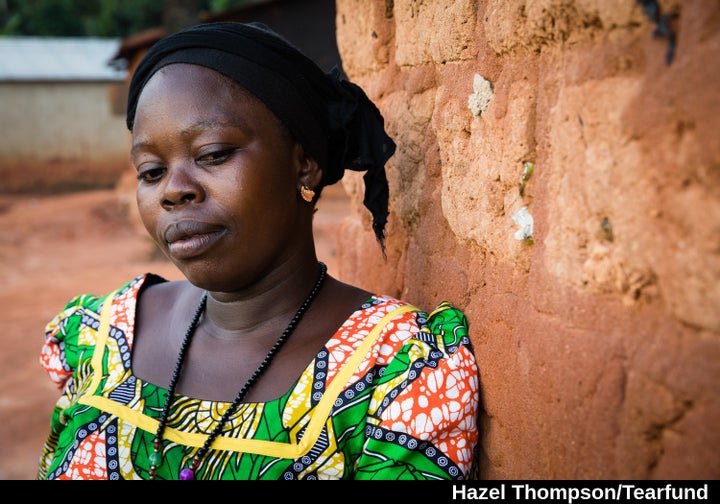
[198,148,237,165]
[136,166,165,183]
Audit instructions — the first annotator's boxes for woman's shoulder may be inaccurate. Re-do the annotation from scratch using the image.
[363,294,467,324]
[424,300,470,347]
[40,273,167,388]
[45,273,166,334]
[359,295,471,353]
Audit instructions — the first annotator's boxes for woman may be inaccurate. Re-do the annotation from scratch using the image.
[37,22,479,480]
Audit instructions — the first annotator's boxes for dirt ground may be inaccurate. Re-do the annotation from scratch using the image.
[0,184,350,480]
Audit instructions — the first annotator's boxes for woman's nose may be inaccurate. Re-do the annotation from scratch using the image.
[161,164,204,210]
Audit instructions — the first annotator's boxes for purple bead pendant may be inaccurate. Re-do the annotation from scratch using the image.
[179,468,195,480]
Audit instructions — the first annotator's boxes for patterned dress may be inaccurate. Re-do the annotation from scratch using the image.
[37,274,480,480]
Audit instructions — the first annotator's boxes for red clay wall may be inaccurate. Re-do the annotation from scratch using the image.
[334,0,720,479]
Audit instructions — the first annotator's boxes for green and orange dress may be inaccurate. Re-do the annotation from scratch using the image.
[37,274,480,480]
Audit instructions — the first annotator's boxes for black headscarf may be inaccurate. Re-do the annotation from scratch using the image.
[126,21,395,254]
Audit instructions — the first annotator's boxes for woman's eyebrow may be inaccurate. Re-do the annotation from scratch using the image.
[131,119,251,155]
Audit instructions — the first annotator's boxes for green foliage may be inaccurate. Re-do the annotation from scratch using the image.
[92,0,164,37]
[207,0,263,13]
[2,0,91,36]
[0,0,259,37]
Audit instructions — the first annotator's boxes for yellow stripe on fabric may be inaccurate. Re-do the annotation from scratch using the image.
[82,290,119,397]
[80,295,417,458]
[289,304,417,457]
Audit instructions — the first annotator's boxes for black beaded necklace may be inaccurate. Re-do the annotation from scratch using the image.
[148,262,327,480]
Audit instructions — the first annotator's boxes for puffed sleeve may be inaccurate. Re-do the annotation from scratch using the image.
[39,293,106,390]
[37,292,110,479]
[355,302,480,480]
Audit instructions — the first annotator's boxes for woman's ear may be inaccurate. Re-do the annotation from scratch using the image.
[294,142,323,191]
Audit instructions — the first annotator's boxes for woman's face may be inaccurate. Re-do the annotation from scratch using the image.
[131,63,313,292]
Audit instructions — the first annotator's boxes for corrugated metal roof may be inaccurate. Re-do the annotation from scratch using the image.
[0,37,125,81]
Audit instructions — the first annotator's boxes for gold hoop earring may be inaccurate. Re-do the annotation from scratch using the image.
[300,185,315,202]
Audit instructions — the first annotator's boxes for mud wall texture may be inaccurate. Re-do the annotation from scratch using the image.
[333,0,720,479]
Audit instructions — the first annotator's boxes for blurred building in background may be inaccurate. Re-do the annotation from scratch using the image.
[0,37,127,192]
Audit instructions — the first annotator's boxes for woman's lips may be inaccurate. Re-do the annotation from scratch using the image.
[164,220,226,259]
